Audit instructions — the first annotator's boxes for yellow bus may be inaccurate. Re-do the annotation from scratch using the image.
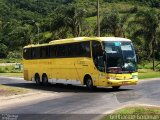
[23,37,138,90]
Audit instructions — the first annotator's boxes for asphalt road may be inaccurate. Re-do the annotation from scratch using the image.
[0,76,160,120]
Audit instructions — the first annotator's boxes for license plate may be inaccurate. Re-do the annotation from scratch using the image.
[122,81,130,85]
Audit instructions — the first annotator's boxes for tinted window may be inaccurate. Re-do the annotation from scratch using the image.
[76,41,91,57]
[50,45,57,58]
[55,41,91,58]
[92,41,104,72]
[57,44,67,57]
[41,46,49,58]
[23,41,91,59]
[92,41,103,58]
[23,48,31,59]
[23,48,28,59]
[31,47,40,59]
[68,43,76,57]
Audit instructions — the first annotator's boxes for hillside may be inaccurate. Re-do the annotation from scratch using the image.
[0,0,160,61]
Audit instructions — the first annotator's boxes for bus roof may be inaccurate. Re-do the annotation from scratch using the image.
[24,37,131,48]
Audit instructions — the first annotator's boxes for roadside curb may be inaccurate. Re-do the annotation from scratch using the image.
[103,103,160,115]
[139,77,160,82]
[93,103,160,120]
[0,92,72,111]
[0,76,23,80]
[0,91,40,101]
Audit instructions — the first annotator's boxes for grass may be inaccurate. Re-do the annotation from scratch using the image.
[0,65,23,73]
[138,60,160,70]
[0,58,22,63]
[138,69,160,79]
[0,85,30,97]
[137,60,160,79]
[101,106,160,120]
[0,73,23,77]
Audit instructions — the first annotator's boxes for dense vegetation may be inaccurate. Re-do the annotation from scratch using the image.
[0,0,160,68]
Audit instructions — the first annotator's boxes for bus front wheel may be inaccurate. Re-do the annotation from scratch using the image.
[86,77,95,90]
[42,74,48,86]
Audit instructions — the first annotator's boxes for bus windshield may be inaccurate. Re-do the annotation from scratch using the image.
[103,41,137,73]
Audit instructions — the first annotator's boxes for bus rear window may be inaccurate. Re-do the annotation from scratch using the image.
[23,48,31,59]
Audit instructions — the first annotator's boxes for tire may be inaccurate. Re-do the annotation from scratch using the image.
[86,77,95,90]
[42,74,48,86]
[35,74,41,85]
[112,86,120,90]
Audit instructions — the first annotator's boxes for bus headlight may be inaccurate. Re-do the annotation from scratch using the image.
[132,75,138,79]
[107,77,116,80]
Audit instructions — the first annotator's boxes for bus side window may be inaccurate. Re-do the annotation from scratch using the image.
[23,48,29,59]
[46,46,49,58]
[57,44,70,58]
[71,43,77,57]
[24,48,32,59]
[36,47,41,59]
[28,48,32,59]
[41,47,45,59]
[78,41,91,57]
[41,47,49,59]
[50,45,57,58]
[74,43,79,57]
[83,41,91,57]
[31,47,40,59]
[31,48,36,59]
[92,41,104,72]
[67,43,75,57]
[64,44,69,57]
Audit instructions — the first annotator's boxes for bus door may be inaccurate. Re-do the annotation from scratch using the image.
[92,41,106,86]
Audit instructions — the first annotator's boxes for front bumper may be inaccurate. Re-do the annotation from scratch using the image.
[107,79,138,87]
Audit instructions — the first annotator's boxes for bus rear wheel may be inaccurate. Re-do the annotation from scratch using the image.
[35,74,41,85]
[112,86,120,90]
[42,74,48,86]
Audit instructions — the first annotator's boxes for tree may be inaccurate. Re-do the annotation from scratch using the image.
[100,10,129,37]
[129,9,160,70]
[47,5,86,38]
[64,5,86,37]
[0,43,8,58]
